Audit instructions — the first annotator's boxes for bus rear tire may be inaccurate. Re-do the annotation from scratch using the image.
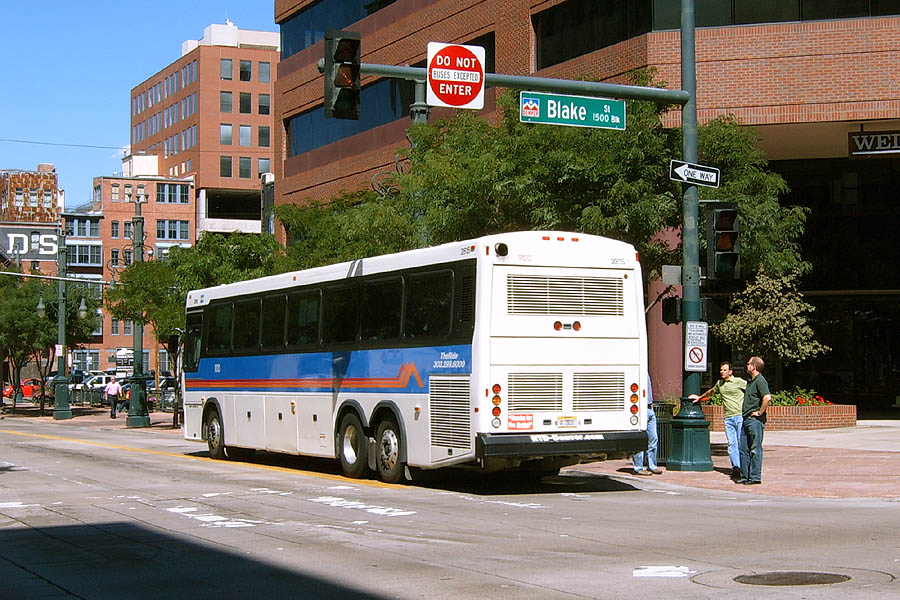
[206,408,226,460]
[338,413,369,479]
[376,417,404,484]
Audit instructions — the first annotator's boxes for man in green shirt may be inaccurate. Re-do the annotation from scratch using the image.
[690,361,746,480]
[738,356,772,485]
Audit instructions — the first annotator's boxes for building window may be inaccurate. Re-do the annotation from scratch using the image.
[123,320,133,336]
[280,0,399,60]
[73,349,101,373]
[124,221,133,238]
[124,248,133,266]
[111,184,120,201]
[90,220,99,237]
[137,184,146,202]
[111,320,120,335]
[239,157,252,178]
[258,158,270,175]
[111,248,119,266]
[220,156,233,177]
[239,92,251,114]
[43,189,53,208]
[240,60,251,81]
[220,58,233,80]
[258,93,270,115]
[14,188,24,206]
[157,219,190,240]
[220,123,233,145]
[28,189,38,207]
[239,125,251,146]
[156,183,190,204]
[111,221,119,238]
[220,91,233,113]
[258,126,270,147]
[259,61,270,83]
[69,245,102,266]
[124,184,133,203]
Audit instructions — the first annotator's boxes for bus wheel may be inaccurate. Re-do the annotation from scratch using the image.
[376,417,404,484]
[338,413,368,478]
[206,408,226,460]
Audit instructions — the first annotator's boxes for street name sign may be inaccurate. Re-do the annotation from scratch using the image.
[426,42,485,109]
[669,160,720,188]
[519,91,626,130]
[684,321,709,372]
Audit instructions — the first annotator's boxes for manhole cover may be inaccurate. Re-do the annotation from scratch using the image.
[734,571,851,586]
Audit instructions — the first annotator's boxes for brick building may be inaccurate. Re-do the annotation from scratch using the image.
[130,20,279,235]
[0,164,63,273]
[62,154,196,378]
[273,1,900,415]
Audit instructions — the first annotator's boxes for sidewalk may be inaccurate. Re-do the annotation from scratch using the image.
[3,401,898,498]
[571,420,900,499]
[0,401,182,434]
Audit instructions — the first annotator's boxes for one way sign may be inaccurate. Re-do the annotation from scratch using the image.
[669,160,720,188]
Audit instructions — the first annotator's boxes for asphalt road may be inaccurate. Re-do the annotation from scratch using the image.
[1,418,897,599]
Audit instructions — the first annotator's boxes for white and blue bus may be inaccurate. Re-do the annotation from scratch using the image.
[182,231,649,483]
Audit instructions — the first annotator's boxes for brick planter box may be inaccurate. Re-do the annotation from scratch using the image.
[699,404,856,431]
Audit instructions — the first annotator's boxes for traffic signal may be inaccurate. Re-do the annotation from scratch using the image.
[706,203,740,280]
[661,297,682,325]
[324,30,361,120]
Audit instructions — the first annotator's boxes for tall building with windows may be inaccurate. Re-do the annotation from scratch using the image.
[64,154,196,377]
[274,1,900,415]
[129,20,279,234]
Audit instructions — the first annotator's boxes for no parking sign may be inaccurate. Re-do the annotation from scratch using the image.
[684,321,708,372]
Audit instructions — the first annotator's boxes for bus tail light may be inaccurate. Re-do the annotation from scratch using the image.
[630,382,639,393]
[492,383,501,394]
[553,321,562,331]
[630,404,639,414]
[491,395,501,406]
[492,406,501,417]
[572,321,581,331]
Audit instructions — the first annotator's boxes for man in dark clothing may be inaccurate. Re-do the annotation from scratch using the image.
[738,356,771,485]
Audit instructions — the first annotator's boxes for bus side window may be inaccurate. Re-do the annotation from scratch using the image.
[261,295,287,349]
[233,298,262,352]
[360,278,402,342]
[404,271,453,340]
[206,303,233,353]
[287,290,321,346]
[183,312,202,371]
[322,285,359,344]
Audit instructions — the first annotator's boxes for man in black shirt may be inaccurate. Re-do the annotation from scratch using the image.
[738,356,771,485]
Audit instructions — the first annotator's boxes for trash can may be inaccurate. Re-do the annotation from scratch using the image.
[655,402,677,466]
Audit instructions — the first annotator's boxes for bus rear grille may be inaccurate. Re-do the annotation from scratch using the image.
[573,372,626,411]
[429,377,471,449]
[507,275,624,316]
[507,373,563,411]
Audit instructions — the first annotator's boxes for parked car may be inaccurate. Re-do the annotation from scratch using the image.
[3,378,47,399]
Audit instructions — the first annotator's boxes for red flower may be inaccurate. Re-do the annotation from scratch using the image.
[798,398,807,405]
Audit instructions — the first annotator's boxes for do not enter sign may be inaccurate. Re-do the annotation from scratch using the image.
[426,42,485,109]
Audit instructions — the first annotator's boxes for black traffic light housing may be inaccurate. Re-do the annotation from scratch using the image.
[661,297,682,325]
[324,30,361,120]
[706,203,740,280]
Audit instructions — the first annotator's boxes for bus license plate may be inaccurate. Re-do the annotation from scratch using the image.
[557,416,578,428]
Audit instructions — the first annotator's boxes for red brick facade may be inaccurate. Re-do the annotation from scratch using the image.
[274,2,900,239]
[700,403,857,431]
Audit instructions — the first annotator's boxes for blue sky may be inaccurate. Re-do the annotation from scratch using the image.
[0,1,276,208]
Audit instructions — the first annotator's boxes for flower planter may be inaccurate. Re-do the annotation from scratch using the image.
[699,404,856,431]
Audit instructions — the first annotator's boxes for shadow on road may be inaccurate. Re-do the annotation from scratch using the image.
[0,521,392,599]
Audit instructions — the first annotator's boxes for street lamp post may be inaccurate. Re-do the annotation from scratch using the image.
[49,230,73,419]
[127,196,151,428]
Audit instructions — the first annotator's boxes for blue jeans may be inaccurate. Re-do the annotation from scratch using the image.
[724,415,743,468]
[739,416,765,482]
[633,406,658,471]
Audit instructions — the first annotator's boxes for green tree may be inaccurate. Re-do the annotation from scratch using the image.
[712,268,830,386]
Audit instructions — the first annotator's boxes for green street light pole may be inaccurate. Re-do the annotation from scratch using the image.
[126,197,151,428]
[52,229,72,421]
[667,0,714,471]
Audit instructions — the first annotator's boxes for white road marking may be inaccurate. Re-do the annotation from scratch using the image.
[307,496,415,517]
[633,565,695,578]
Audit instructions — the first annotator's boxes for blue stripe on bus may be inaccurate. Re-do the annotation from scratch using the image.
[185,344,472,393]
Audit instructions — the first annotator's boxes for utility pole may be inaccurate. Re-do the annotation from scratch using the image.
[52,229,72,421]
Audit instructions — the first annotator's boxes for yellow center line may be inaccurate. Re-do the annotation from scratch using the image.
[0,428,403,489]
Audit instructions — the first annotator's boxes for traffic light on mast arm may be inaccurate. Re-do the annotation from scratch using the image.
[706,203,741,280]
[324,30,361,120]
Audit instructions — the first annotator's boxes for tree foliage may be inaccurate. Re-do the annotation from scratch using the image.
[712,268,830,364]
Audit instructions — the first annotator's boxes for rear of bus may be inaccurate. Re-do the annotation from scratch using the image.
[473,231,648,472]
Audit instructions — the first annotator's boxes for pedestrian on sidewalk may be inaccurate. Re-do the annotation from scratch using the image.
[690,361,746,480]
[633,375,663,476]
[738,356,771,485]
[105,377,123,419]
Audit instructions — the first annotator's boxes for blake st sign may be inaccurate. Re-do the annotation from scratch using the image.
[520,91,626,130]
